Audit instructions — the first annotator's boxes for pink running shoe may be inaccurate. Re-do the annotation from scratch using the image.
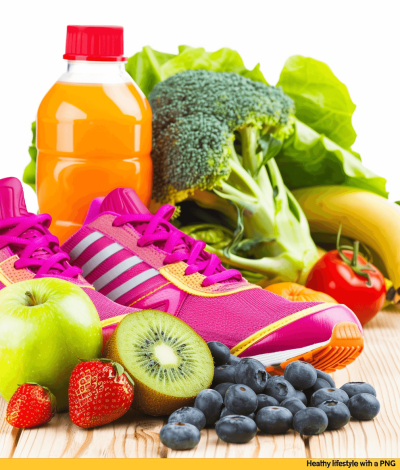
[62,187,364,374]
[0,178,139,346]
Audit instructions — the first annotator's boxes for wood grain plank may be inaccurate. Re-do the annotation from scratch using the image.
[0,397,21,458]
[12,409,165,458]
[167,429,307,458]
[308,308,400,458]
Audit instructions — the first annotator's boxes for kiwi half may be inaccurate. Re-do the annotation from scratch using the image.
[105,309,214,416]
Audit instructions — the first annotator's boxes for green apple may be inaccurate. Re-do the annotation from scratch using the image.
[0,278,102,411]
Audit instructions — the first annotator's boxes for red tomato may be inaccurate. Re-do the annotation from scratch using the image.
[306,247,386,326]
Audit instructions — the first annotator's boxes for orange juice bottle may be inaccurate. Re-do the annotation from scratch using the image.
[36,25,152,243]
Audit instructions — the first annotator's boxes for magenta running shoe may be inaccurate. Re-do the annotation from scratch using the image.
[0,177,139,346]
[62,187,364,374]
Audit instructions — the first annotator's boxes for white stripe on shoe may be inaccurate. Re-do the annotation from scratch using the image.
[81,243,124,277]
[69,231,104,261]
[106,269,160,301]
[93,256,143,290]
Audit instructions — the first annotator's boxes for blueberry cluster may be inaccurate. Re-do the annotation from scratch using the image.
[159,342,380,450]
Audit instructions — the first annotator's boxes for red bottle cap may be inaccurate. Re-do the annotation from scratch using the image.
[63,25,126,62]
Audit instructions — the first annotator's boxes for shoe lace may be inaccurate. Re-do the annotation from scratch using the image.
[112,205,242,287]
[0,214,81,278]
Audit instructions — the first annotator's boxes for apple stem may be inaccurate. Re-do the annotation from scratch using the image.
[25,291,37,306]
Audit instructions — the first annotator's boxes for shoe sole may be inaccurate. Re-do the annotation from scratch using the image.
[247,321,364,375]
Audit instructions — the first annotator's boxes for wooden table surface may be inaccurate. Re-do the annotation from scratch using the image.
[1,307,399,459]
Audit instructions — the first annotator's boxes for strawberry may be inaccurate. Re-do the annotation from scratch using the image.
[6,383,57,429]
[68,359,134,429]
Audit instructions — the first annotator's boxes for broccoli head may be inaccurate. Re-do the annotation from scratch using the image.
[149,70,294,204]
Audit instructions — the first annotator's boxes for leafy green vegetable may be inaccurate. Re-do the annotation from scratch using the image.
[180,224,234,250]
[276,119,388,197]
[126,46,386,198]
[23,122,37,191]
[277,55,356,150]
[125,46,176,97]
[149,69,318,283]
[126,45,268,97]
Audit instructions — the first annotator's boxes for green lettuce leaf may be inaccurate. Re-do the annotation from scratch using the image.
[125,46,176,97]
[277,55,357,150]
[276,119,387,197]
[126,45,268,97]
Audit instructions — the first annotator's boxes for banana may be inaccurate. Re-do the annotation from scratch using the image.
[292,185,400,292]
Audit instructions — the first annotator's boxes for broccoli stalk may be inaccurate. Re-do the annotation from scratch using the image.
[190,134,318,284]
[149,70,319,284]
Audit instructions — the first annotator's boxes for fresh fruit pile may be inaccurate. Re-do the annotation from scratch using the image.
[3,325,379,439]
[159,341,380,450]
[4,310,215,430]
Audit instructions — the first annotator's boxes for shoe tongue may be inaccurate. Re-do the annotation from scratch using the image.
[100,188,150,215]
[0,177,29,219]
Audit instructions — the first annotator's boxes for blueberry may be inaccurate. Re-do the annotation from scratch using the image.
[160,422,201,450]
[284,361,317,390]
[224,384,258,415]
[293,408,328,435]
[256,394,279,411]
[168,407,206,431]
[347,393,380,421]
[220,407,255,420]
[216,415,257,444]
[317,400,350,430]
[264,376,296,403]
[295,390,308,406]
[228,354,241,366]
[340,382,376,398]
[310,388,349,407]
[194,389,223,426]
[304,378,331,403]
[316,370,336,388]
[281,397,306,416]
[213,382,235,399]
[213,365,237,386]
[207,341,231,366]
[255,406,293,434]
[234,358,268,394]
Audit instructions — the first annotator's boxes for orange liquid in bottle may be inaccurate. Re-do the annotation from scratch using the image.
[36,81,153,243]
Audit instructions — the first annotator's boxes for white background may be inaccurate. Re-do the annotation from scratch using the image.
[0,0,399,213]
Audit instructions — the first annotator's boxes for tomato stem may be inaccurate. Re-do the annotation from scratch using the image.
[336,224,374,287]
[351,241,359,267]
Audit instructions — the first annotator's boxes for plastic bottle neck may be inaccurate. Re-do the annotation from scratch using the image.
[58,60,132,85]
